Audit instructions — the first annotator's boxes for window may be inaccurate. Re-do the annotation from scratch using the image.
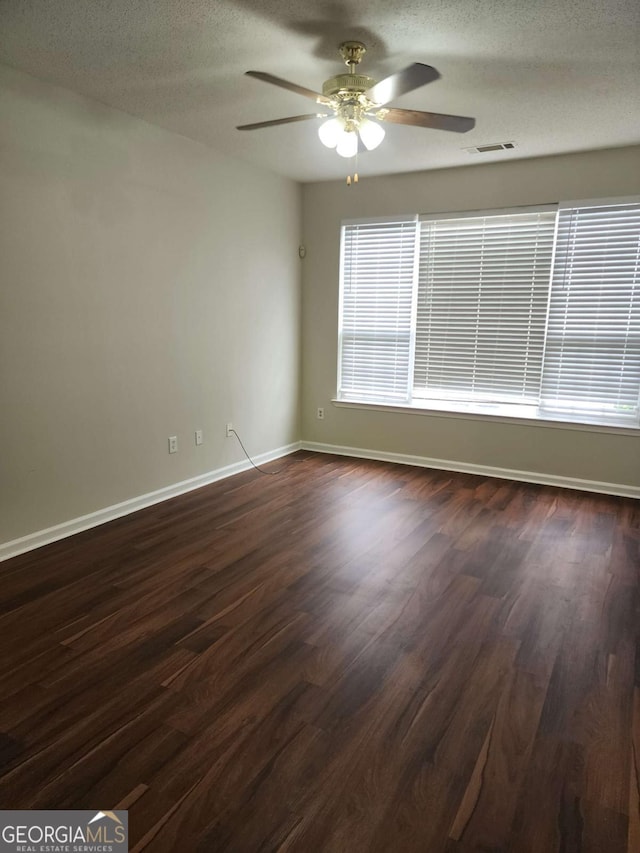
[413,209,556,408]
[338,219,417,402]
[541,203,640,424]
[337,200,640,429]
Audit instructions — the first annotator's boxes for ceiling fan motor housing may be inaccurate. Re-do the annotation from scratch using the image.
[322,74,377,99]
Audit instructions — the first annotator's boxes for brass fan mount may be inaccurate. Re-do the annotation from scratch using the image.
[339,41,367,68]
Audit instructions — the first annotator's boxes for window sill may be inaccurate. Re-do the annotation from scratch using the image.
[331,399,640,436]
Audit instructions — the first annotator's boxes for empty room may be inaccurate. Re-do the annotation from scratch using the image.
[0,1,639,851]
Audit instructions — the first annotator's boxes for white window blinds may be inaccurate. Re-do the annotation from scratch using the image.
[540,202,640,425]
[338,219,417,402]
[337,199,640,429]
[413,209,557,405]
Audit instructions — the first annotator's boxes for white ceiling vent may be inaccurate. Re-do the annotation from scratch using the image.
[465,141,517,154]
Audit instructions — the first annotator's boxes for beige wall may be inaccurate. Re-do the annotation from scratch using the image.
[301,146,640,489]
[0,64,301,544]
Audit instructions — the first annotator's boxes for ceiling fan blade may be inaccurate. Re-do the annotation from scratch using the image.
[237,114,328,131]
[377,107,475,133]
[245,71,332,106]
[365,63,441,106]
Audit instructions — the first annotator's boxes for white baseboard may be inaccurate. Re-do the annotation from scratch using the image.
[301,441,640,500]
[3,438,636,563]
[0,441,302,563]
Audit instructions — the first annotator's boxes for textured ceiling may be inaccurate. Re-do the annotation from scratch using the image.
[0,0,638,183]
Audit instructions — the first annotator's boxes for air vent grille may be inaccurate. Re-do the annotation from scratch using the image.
[465,141,516,154]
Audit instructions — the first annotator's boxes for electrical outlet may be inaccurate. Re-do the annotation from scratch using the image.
[168,435,178,454]
[316,407,325,420]
[226,423,233,438]
[195,429,203,446]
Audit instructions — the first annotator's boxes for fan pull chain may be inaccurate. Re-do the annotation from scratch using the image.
[346,149,360,186]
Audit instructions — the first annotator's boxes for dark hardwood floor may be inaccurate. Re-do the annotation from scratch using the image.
[0,451,638,852]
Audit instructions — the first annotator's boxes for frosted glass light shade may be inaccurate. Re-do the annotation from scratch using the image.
[318,117,346,148]
[358,118,385,151]
[336,130,358,158]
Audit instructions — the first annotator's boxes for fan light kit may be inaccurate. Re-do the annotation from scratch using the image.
[237,41,476,183]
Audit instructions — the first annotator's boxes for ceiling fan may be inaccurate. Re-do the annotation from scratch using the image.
[237,41,475,164]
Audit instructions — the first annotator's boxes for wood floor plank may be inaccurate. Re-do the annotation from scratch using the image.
[0,451,637,852]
